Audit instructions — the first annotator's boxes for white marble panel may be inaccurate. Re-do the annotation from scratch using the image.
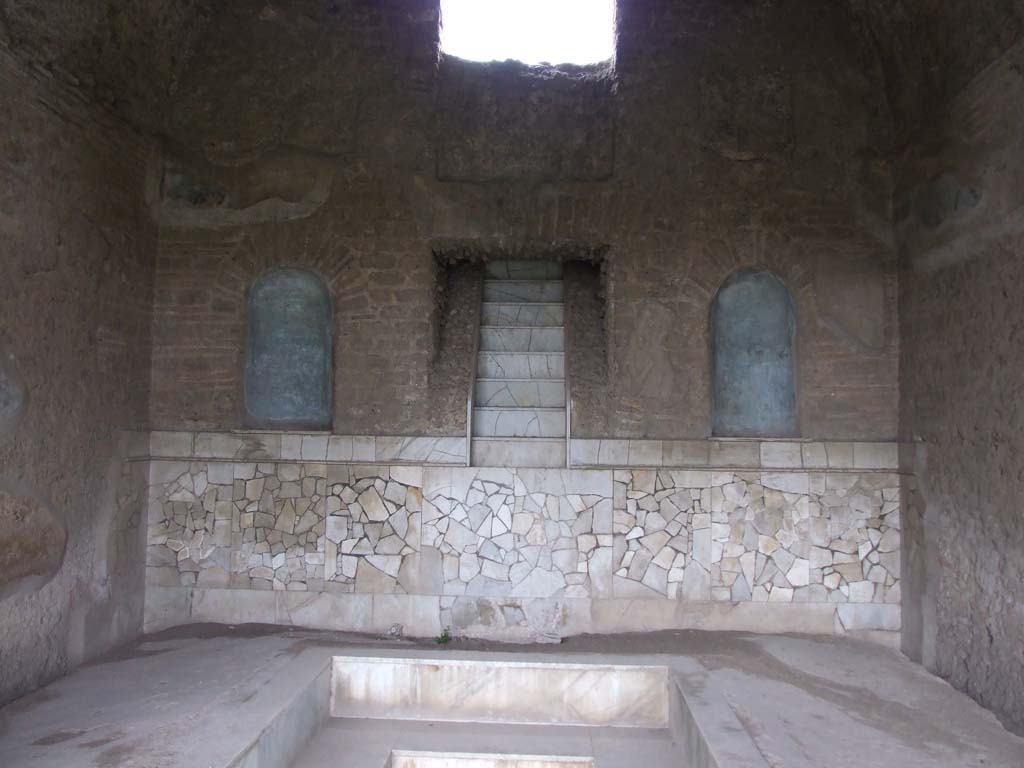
[853,442,899,469]
[194,431,283,461]
[150,431,194,457]
[476,380,566,408]
[481,302,564,327]
[707,441,760,467]
[484,260,563,280]
[473,408,567,438]
[330,656,669,727]
[389,751,594,768]
[477,353,565,380]
[479,327,564,353]
[483,280,564,303]
[376,437,468,464]
[759,442,803,468]
[471,439,567,468]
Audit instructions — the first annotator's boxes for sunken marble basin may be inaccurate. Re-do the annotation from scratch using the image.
[330,656,669,727]
[389,752,593,768]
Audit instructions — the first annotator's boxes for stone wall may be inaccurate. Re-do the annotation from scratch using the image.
[0,49,156,706]
[149,0,899,441]
[144,432,900,643]
[896,38,1024,735]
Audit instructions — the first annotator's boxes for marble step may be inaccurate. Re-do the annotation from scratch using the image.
[482,302,564,327]
[477,352,564,380]
[471,438,568,468]
[473,407,567,438]
[329,655,670,727]
[479,327,564,353]
[483,280,564,303]
[485,260,563,280]
[293,720,679,768]
[475,378,566,408]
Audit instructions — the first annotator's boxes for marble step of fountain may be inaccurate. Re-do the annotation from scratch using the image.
[476,352,565,380]
[483,280,564,303]
[472,407,567,438]
[475,378,566,408]
[471,437,567,468]
[473,264,568,469]
[478,327,565,353]
[484,260,564,280]
[293,720,679,768]
[481,301,564,326]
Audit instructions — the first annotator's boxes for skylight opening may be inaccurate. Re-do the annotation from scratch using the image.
[439,0,616,66]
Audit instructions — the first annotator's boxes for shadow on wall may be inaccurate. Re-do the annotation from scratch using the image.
[0,349,68,601]
[0,349,25,436]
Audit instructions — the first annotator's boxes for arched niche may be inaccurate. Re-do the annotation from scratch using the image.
[245,268,333,429]
[712,268,797,437]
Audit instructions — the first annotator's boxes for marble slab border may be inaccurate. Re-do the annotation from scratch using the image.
[145,586,900,647]
[149,432,901,471]
[570,439,899,471]
[149,431,468,465]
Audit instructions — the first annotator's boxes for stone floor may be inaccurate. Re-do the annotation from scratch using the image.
[0,624,1022,767]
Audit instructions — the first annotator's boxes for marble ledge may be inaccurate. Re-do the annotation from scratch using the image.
[144,586,901,647]
[148,431,468,465]
[146,431,901,471]
[570,439,900,471]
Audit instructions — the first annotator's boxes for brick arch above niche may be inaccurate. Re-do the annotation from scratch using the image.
[686,230,816,315]
[211,225,359,308]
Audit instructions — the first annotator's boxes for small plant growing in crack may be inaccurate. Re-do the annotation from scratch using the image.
[437,627,452,645]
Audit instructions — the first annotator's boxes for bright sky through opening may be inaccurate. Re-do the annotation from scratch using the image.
[440,0,616,65]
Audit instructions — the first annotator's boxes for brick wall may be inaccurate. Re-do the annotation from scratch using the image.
[150,0,899,440]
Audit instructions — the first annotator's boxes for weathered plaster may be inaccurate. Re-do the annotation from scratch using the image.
[0,48,155,706]
[896,37,1024,735]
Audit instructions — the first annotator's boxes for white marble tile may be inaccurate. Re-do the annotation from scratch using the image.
[596,440,628,465]
[484,260,563,280]
[483,280,564,303]
[853,442,899,470]
[825,442,854,468]
[472,439,566,468]
[569,439,600,466]
[330,656,668,727]
[708,441,760,467]
[476,380,566,408]
[473,408,566,438]
[760,441,803,468]
[482,302,564,326]
[627,440,663,467]
[661,441,709,467]
[801,442,829,468]
[477,353,565,380]
[149,431,193,458]
[479,327,564,353]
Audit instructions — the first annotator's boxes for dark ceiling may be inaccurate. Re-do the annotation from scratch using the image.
[1,0,1022,142]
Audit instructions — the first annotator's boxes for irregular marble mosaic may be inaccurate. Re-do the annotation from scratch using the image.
[147,462,423,593]
[613,470,899,604]
[422,468,612,601]
[147,463,898,608]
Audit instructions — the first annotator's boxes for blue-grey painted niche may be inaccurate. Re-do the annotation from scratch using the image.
[712,268,797,437]
[245,268,333,428]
